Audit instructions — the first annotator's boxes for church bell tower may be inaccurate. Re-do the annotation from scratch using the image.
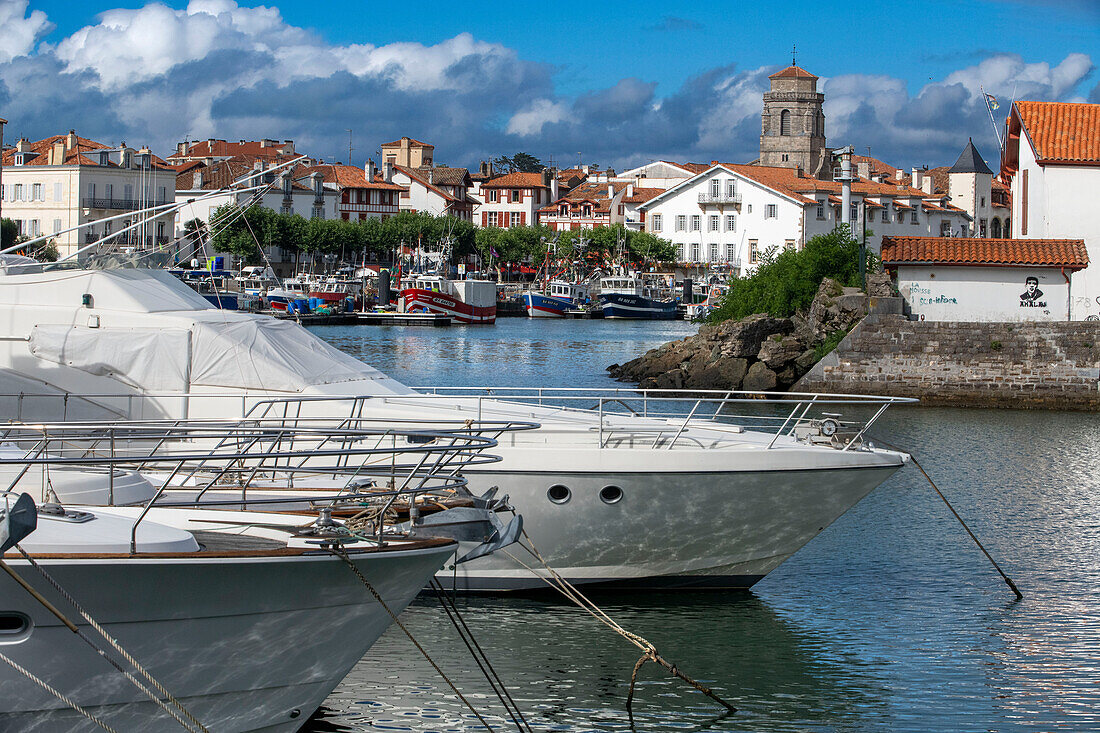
[759,63,828,177]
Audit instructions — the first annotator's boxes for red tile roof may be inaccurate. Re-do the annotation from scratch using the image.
[1014,101,1100,165]
[481,172,549,189]
[769,65,818,80]
[2,133,171,169]
[381,137,434,148]
[881,236,1088,269]
[622,187,663,204]
[302,164,405,190]
[170,139,297,160]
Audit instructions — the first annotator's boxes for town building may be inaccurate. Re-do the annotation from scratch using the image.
[882,236,1088,322]
[1,131,176,258]
[166,138,306,166]
[536,181,626,231]
[390,164,477,220]
[301,161,404,222]
[174,159,337,270]
[381,137,434,169]
[478,171,557,228]
[639,163,970,272]
[1000,100,1100,320]
[614,161,708,191]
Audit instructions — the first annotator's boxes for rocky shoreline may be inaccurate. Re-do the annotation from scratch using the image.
[607,275,889,392]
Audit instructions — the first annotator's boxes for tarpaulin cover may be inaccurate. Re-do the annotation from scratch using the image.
[29,325,191,391]
[188,317,385,392]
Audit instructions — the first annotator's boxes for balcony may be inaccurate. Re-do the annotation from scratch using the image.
[698,192,742,205]
[82,198,171,211]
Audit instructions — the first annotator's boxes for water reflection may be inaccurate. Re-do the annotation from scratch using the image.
[307,321,1100,732]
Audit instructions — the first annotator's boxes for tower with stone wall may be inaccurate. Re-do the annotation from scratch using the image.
[759,65,828,177]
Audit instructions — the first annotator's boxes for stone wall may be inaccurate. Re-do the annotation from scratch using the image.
[795,315,1100,410]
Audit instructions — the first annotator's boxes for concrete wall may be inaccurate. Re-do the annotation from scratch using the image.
[796,314,1100,409]
[897,265,1072,321]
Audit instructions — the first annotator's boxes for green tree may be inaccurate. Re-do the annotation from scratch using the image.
[706,225,878,323]
[492,152,544,174]
[1,218,18,250]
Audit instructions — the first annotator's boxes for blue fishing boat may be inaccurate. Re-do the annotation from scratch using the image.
[598,276,677,319]
[523,280,591,317]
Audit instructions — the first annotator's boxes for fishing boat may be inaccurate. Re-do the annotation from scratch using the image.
[236,265,279,297]
[683,282,729,321]
[400,273,497,324]
[167,268,253,310]
[598,275,677,319]
[0,417,517,731]
[523,280,590,317]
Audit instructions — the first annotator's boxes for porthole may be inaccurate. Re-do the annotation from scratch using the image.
[0,613,32,644]
[599,485,624,505]
[547,484,571,504]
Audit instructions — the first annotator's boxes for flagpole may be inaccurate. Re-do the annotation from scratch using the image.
[981,85,1004,149]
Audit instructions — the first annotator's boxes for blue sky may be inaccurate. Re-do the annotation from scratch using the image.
[1,0,1097,171]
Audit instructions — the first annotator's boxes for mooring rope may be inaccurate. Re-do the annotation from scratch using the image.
[327,543,497,732]
[503,530,736,716]
[13,547,209,732]
[429,579,534,733]
[0,650,120,733]
[871,438,1023,600]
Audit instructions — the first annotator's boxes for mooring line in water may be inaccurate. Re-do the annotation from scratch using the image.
[5,552,209,733]
[503,531,736,719]
[429,579,534,733]
[328,544,497,732]
[874,439,1023,600]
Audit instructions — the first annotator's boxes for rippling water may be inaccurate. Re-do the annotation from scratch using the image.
[305,318,1100,732]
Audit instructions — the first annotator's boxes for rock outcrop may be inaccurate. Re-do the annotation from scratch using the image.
[607,278,872,392]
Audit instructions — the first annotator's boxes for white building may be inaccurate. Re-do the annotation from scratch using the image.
[639,163,971,273]
[302,161,403,223]
[882,236,1088,321]
[391,164,477,220]
[613,161,708,191]
[1001,100,1100,320]
[477,171,556,228]
[1,131,176,258]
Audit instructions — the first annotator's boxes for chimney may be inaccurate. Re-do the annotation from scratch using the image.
[49,141,66,165]
[384,161,394,183]
[176,141,187,156]
[66,130,78,150]
[911,168,922,189]
[366,158,377,182]
[481,160,490,177]
[15,138,31,153]
[194,168,204,189]
[608,184,615,199]
[895,168,904,182]
[207,138,216,149]
[795,165,804,178]
[857,160,870,179]
[626,183,634,197]
[261,138,278,148]
[428,168,435,184]
[922,174,934,195]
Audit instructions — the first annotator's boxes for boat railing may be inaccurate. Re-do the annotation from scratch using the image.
[0,416,537,552]
[410,387,917,450]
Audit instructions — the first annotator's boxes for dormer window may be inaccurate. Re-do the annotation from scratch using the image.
[559,204,568,216]
[99,152,110,166]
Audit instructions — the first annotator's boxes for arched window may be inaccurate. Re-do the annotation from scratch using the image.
[780,110,791,136]
[990,218,1002,238]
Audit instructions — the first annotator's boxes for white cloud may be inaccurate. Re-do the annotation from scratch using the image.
[506,99,568,136]
[0,0,52,63]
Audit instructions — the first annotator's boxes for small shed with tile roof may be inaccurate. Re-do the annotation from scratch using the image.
[882,236,1088,322]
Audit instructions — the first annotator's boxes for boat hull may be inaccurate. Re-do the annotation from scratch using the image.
[400,288,496,324]
[446,462,901,591]
[0,544,453,732]
[599,293,677,320]
[522,292,571,318]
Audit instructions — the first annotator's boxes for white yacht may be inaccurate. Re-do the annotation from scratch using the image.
[0,426,467,731]
[0,256,911,591]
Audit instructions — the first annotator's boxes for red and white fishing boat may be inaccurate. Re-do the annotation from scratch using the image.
[400,274,497,324]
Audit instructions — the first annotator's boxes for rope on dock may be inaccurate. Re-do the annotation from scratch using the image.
[874,439,1023,600]
[10,548,210,732]
[327,543,497,732]
[503,530,736,719]
[429,579,534,733]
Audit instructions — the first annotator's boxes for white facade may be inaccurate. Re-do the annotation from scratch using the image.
[614,161,698,192]
[1007,129,1100,320]
[897,265,1072,322]
[2,139,175,258]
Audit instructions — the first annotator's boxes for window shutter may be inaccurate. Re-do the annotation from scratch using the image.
[520,212,526,226]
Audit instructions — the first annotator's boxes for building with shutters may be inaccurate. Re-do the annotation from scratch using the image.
[477,171,557,228]
[1,131,176,258]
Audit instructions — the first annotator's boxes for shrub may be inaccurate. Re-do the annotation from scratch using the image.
[706,226,878,323]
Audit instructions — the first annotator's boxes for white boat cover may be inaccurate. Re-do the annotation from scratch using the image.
[29,325,191,391]
[29,317,388,393]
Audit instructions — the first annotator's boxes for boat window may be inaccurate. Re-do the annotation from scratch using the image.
[547,484,571,504]
[0,613,31,644]
[599,485,624,504]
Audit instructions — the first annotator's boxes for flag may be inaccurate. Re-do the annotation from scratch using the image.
[984,93,999,111]
[490,247,499,258]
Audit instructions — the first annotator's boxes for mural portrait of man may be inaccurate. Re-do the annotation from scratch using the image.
[1020,276,1044,303]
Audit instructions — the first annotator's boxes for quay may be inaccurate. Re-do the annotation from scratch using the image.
[271,311,452,326]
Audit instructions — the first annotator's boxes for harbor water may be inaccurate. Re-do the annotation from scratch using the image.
[305,318,1100,732]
